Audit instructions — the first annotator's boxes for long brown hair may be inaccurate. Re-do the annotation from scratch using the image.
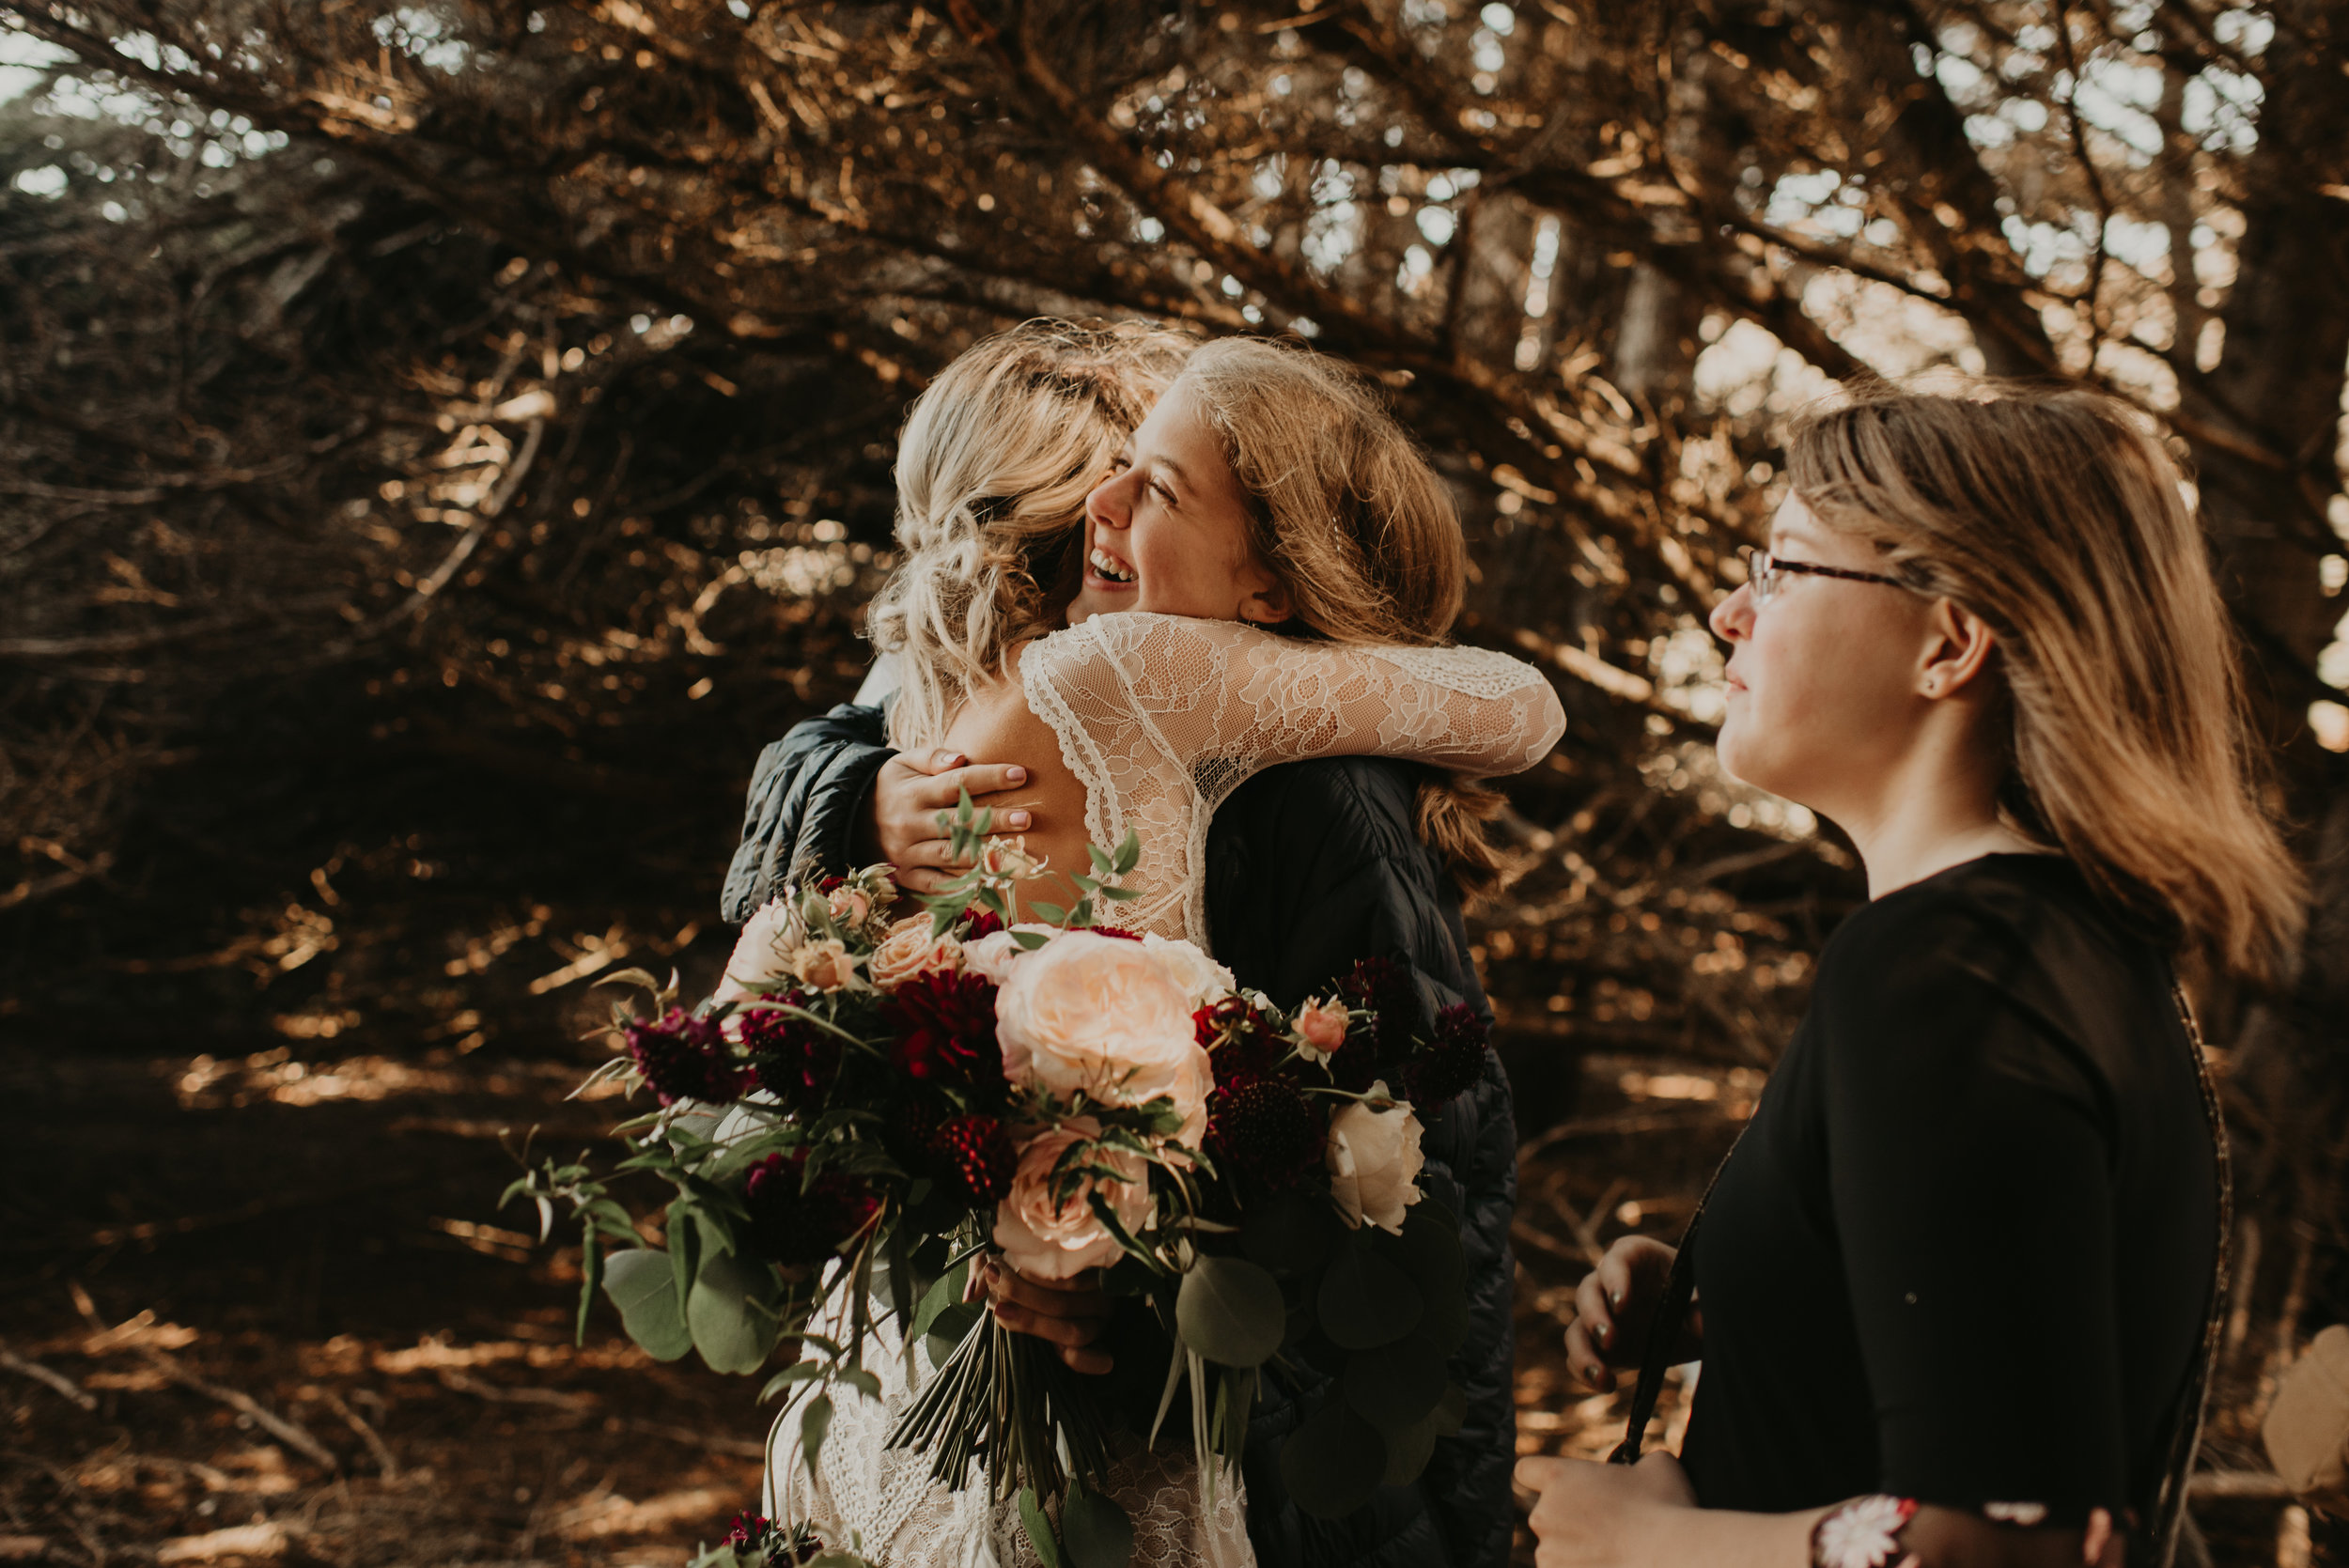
[870,319,1193,751]
[1174,336,1514,898]
[1786,380,2304,981]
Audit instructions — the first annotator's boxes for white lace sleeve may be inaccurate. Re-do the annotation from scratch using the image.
[1019,613,1564,945]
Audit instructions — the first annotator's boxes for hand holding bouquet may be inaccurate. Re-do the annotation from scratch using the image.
[510,798,1491,1568]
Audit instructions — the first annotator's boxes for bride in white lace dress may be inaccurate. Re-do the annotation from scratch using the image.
[759,328,1563,1568]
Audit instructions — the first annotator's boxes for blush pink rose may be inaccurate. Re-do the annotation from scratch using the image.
[788,937,855,993]
[960,924,1059,986]
[1140,934,1235,1009]
[826,884,873,929]
[716,896,806,1003]
[992,1118,1150,1280]
[995,931,1206,1133]
[869,915,964,988]
[1292,998,1349,1063]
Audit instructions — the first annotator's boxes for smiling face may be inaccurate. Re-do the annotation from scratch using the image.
[1708,494,1939,815]
[1067,383,1291,627]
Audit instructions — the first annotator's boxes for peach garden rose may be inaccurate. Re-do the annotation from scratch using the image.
[994,930,1214,1148]
[992,1117,1151,1280]
[869,915,964,987]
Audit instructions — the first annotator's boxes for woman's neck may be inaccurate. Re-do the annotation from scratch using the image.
[1826,724,2043,900]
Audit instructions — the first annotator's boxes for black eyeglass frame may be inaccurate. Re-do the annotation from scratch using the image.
[1737,546,1912,607]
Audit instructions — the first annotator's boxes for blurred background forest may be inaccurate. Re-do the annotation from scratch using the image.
[0,0,2342,1563]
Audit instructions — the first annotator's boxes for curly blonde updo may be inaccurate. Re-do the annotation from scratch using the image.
[869,319,1194,751]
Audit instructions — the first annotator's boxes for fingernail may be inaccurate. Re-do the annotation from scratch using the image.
[1610,1289,1623,1309]
[1006,767,1026,784]
[1007,812,1032,828]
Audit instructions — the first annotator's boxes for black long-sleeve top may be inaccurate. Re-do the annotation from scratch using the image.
[1680,854,2216,1523]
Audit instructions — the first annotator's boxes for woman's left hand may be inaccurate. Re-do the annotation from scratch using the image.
[1516,1452,1697,1568]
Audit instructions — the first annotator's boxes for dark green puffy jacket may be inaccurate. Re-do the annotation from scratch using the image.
[722,703,1517,1568]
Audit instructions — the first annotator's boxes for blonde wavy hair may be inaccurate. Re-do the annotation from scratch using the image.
[1786,380,2305,981]
[869,319,1193,751]
[1174,336,1515,898]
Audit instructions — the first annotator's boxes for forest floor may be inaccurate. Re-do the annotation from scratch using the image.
[0,986,2332,1567]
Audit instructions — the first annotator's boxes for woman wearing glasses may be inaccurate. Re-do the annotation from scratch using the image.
[1517,382,2303,1568]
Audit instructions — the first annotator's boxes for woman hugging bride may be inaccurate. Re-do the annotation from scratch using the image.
[724,320,1563,1568]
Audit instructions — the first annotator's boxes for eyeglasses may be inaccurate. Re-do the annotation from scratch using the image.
[1737,547,1911,609]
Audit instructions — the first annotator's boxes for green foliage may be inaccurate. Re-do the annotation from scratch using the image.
[1174,1254,1286,1369]
[1059,1483,1134,1568]
[601,1248,693,1362]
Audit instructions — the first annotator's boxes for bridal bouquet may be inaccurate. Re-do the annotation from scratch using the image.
[509,798,1487,1568]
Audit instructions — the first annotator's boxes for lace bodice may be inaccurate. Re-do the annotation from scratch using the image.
[1019,613,1565,944]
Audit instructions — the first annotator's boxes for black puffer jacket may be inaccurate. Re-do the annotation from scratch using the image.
[722,705,1517,1568]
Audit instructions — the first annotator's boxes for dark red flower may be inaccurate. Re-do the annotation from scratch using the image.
[957,908,1004,940]
[1404,1001,1489,1109]
[1207,1074,1324,1188]
[1194,995,1278,1079]
[725,1513,772,1553]
[1089,925,1143,941]
[1338,956,1421,1059]
[743,1150,880,1267]
[737,995,841,1111]
[881,970,1002,1087]
[926,1112,1019,1205]
[625,1007,752,1106]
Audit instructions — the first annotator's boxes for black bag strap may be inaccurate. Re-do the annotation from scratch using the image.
[1606,1142,1733,1466]
[1607,976,2232,1568]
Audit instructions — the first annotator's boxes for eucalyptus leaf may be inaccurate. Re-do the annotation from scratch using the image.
[1277,1399,1385,1520]
[1175,1255,1285,1369]
[925,1300,984,1367]
[801,1392,833,1476]
[757,1361,824,1403]
[1018,1487,1064,1568]
[577,1225,601,1346]
[1340,1329,1447,1433]
[910,1258,968,1343]
[600,1247,692,1361]
[1061,1483,1134,1568]
[1315,1234,1423,1349]
[1429,1379,1469,1436]
[1013,929,1049,950]
[688,1246,779,1374]
[1385,1197,1465,1297]
[1379,1401,1442,1486]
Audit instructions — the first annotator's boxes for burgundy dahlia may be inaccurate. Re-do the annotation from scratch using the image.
[1338,955,1421,1059]
[625,1007,752,1106]
[1194,995,1278,1079]
[1089,925,1144,941]
[724,1513,772,1553]
[926,1112,1019,1205]
[743,1151,881,1268]
[1206,1074,1324,1188]
[737,997,840,1112]
[957,908,1005,940]
[881,969,1002,1086]
[1404,1001,1489,1109]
